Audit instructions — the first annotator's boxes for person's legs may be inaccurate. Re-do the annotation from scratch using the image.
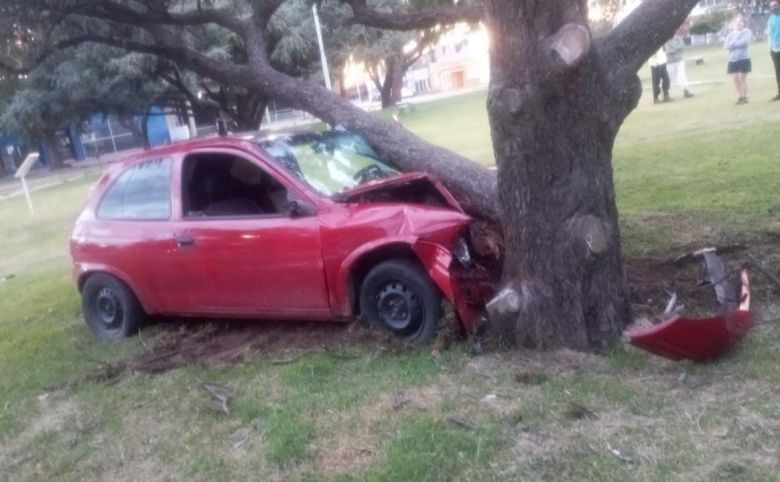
[651,65,662,102]
[732,73,742,102]
[741,72,749,100]
[661,64,671,101]
[771,50,780,99]
[677,60,693,97]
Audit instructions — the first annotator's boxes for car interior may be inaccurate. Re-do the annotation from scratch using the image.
[182,153,290,217]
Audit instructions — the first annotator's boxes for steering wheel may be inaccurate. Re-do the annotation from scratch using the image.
[353,164,385,185]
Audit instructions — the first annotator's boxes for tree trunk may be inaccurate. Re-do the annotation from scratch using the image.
[233,92,269,131]
[41,130,64,169]
[141,112,151,150]
[380,57,397,108]
[390,58,405,105]
[379,54,409,108]
[483,0,633,350]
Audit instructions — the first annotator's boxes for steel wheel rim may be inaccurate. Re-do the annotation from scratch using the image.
[95,287,124,331]
[376,281,423,332]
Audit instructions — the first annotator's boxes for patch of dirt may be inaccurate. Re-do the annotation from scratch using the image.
[25,394,81,440]
[87,319,404,378]
[626,231,780,319]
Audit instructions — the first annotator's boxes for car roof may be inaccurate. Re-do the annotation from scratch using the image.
[116,127,344,167]
[119,134,264,165]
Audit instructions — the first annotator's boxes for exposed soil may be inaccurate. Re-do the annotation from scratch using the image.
[627,231,780,319]
[84,232,779,379]
[127,319,403,374]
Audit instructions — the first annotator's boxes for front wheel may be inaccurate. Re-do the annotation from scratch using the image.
[359,260,442,346]
[81,273,144,341]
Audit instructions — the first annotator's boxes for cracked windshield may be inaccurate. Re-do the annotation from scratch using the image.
[260,132,399,196]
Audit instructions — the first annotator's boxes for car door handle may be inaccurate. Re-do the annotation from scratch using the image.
[176,234,195,248]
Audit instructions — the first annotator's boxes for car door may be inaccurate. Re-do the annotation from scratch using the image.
[172,148,331,318]
[89,157,187,313]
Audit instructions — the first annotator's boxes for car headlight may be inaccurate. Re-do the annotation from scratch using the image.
[453,237,473,267]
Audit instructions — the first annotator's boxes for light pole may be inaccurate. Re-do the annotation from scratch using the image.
[312,3,332,91]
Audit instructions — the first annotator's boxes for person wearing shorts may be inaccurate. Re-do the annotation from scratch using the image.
[724,16,753,105]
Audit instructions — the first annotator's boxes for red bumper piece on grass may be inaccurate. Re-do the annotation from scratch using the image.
[626,268,754,361]
[625,310,754,361]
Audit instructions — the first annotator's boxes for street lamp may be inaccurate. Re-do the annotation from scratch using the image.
[312,3,332,91]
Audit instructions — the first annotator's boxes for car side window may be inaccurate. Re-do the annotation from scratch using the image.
[182,153,289,218]
[97,158,172,220]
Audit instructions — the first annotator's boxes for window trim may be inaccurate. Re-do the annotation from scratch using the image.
[96,157,174,222]
[179,149,315,221]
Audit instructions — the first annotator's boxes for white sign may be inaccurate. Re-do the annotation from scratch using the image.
[14,152,40,179]
[14,152,39,215]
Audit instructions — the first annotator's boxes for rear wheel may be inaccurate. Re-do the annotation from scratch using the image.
[81,273,144,341]
[359,260,442,345]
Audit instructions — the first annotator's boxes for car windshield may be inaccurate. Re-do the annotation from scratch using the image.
[258,131,399,196]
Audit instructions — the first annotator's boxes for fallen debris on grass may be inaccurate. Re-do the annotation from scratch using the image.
[626,248,756,361]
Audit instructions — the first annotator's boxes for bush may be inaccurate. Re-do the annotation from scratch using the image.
[690,11,730,35]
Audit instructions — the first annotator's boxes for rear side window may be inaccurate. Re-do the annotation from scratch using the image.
[97,158,172,220]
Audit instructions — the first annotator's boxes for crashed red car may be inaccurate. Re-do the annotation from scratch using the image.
[71,130,490,344]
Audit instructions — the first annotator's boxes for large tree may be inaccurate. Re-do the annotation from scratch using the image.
[0,0,701,351]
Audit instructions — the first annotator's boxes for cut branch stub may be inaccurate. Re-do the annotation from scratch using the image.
[486,287,521,320]
[547,23,591,69]
[570,214,610,256]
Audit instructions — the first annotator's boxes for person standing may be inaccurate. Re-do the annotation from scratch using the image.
[649,48,672,104]
[665,26,695,98]
[724,16,753,105]
[769,1,780,101]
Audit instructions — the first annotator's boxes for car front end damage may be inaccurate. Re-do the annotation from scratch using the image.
[328,170,500,335]
[411,228,498,335]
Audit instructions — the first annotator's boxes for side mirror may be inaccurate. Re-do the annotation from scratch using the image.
[287,199,316,218]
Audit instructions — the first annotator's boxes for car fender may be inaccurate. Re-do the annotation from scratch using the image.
[74,262,155,314]
[334,236,419,316]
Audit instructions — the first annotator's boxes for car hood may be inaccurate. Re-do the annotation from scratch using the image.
[333,172,463,212]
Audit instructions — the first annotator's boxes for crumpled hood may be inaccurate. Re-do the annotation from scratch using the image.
[333,172,463,212]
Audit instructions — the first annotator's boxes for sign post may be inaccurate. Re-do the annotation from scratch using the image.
[14,152,40,215]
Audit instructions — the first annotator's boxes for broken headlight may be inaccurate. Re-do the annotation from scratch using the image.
[453,237,473,267]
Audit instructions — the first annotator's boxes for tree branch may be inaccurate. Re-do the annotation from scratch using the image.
[75,0,249,35]
[601,0,700,79]
[343,0,484,30]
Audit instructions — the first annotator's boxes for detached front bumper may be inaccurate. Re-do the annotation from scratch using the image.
[412,241,494,333]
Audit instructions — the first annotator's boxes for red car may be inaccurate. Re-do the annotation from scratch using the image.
[71,131,489,345]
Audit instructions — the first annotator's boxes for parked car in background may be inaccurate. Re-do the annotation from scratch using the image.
[70,130,491,345]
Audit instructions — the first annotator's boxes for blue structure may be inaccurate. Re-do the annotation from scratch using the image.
[1,106,188,176]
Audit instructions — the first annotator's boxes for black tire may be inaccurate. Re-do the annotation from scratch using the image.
[359,260,442,346]
[81,273,144,341]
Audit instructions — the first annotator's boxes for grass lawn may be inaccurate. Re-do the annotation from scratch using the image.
[1,44,779,481]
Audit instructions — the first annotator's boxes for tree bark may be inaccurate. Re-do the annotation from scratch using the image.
[41,130,64,169]
[380,57,396,108]
[483,0,632,350]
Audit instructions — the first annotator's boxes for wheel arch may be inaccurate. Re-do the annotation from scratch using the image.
[77,267,152,314]
[337,238,427,317]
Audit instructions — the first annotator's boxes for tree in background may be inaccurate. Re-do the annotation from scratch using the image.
[0,0,703,351]
[321,0,456,107]
[0,45,179,167]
